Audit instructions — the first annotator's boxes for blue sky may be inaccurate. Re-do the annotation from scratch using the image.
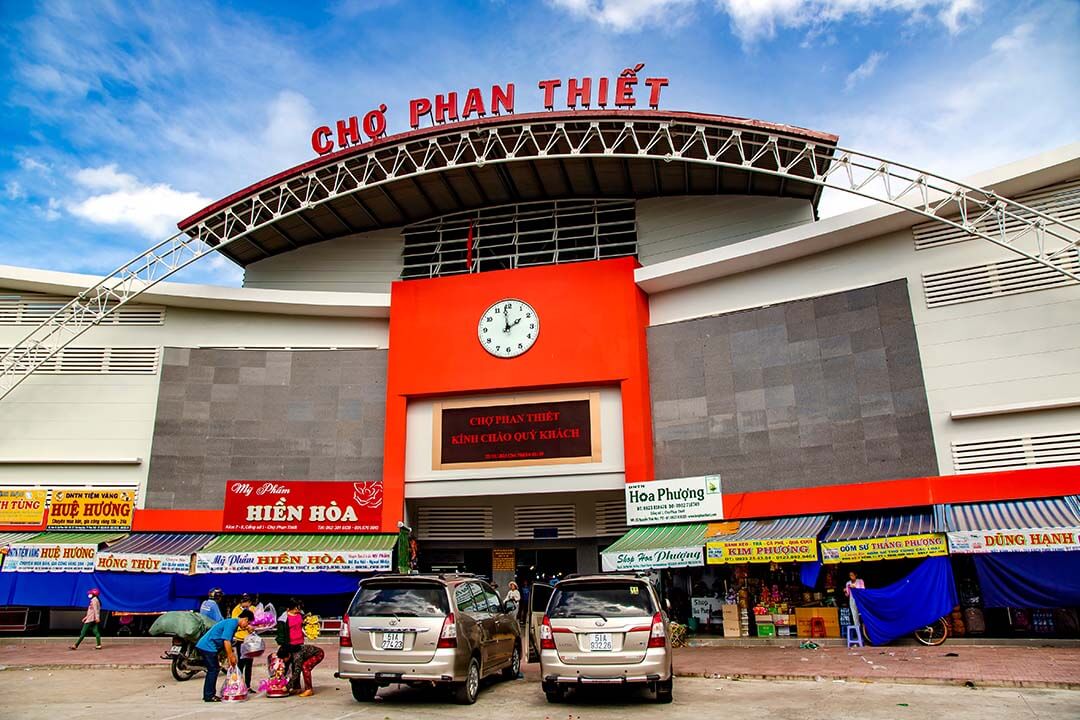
[1,0,1077,285]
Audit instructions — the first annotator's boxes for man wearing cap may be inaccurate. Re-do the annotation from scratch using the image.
[231,593,255,687]
[69,588,102,650]
[199,588,224,622]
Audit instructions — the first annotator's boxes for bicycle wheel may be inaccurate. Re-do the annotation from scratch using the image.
[914,617,949,646]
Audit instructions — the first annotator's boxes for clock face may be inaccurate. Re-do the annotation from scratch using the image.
[478,299,539,358]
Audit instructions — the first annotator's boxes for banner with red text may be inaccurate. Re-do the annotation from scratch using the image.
[1,543,100,573]
[47,489,135,531]
[194,550,392,574]
[222,480,384,533]
[948,528,1080,554]
[94,552,193,574]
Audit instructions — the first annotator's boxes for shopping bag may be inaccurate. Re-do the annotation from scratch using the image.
[251,603,277,630]
[263,653,291,698]
[220,663,249,702]
[302,613,322,640]
[241,632,265,658]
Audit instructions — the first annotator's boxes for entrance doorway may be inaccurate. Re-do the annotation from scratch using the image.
[514,548,577,585]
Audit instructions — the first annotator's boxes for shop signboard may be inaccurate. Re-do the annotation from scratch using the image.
[0,488,47,527]
[194,550,392,574]
[691,596,723,624]
[47,489,135,531]
[222,480,384,533]
[1,543,99,573]
[492,548,516,572]
[600,545,703,572]
[947,528,1080,554]
[625,475,723,526]
[434,392,600,469]
[820,533,948,564]
[706,537,818,564]
[94,552,193,574]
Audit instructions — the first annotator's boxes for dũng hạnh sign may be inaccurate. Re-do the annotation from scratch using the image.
[434,393,600,469]
[820,533,948,564]
[0,489,47,527]
[947,528,1080,554]
[707,537,818,564]
[222,480,384,533]
[47,489,135,530]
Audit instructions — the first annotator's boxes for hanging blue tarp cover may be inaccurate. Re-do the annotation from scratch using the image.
[851,556,957,645]
[173,572,363,597]
[0,572,196,612]
[974,551,1080,609]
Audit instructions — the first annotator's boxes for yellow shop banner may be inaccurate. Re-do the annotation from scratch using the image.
[821,533,947,564]
[707,537,818,564]
[0,489,48,526]
[47,489,135,530]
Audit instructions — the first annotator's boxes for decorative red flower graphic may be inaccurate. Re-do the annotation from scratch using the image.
[352,481,383,509]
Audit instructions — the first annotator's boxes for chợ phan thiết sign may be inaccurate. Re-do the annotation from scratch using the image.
[625,475,723,526]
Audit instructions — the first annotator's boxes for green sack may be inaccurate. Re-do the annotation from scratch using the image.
[149,611,215,642]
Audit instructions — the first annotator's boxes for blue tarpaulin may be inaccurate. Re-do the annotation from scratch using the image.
[800,561,822,588]
[172,572,363,597]
[974,551,1080,609]
[851,556,957,645]
[0,572,196,612]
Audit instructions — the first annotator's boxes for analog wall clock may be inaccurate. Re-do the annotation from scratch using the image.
[478,298,539,358]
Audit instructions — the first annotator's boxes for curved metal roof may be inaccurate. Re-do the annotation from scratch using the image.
[178,110,839,267]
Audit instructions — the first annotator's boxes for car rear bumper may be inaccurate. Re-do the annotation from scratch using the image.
[336,647,461,684]
[539,647,671,684]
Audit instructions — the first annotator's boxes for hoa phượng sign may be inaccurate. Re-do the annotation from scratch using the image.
[625,476,723,526]
[47,489,135,530]
[706,537,818,564]
[820,533,948,564]
[601,545,703,572]
[1,543,100,573]
[222,480,384,533]
[433,392,600,469]
[194,550,392,574]
[0,489,47,527]
[947,528,1080,554]
[94,552,193,574]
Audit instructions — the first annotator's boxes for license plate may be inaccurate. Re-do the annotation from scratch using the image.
[589,633,613,652]
[381,632,404,650]
[165,646,180,657]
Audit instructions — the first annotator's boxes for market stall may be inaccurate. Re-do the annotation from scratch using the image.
[600,524,708,573]
[704,515,829,638]
[946,495,1080,637]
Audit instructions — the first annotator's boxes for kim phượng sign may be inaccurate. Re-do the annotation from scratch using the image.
[625,475,723,526]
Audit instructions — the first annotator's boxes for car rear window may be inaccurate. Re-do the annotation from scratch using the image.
[349,583,450,617]
[548,582,656,619]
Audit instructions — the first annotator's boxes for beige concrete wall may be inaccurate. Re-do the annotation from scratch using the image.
[243,227,403,292]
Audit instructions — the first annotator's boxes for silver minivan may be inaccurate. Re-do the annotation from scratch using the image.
[337,574,522,704]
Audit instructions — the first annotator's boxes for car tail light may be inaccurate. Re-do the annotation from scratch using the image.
[540,615,556,650]
[339,615,352,647]
[648,612,666,648]
[437,613,457,648]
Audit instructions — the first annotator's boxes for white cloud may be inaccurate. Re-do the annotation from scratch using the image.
[845,51,886,91]
[939,0,980,33]
[19,157,50,174]
[67,166,211,239]
[547,0,698,31]
[4,182,26,201]
[991,21,1033,53]
[42,198,62,222]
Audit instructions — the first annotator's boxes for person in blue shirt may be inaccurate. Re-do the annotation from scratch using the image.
[196,609,253,702]
[199,588,224,622]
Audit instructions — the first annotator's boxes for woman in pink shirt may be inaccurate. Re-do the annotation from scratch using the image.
[70,588,102,650]
[844,571,866,629]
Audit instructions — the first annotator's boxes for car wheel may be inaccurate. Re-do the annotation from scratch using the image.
[655,678,673,704]
[454,657,480,705]
[350,680,378,702]
[502,646,521,680]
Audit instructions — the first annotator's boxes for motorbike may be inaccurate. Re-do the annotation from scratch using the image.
[163,637,207,681]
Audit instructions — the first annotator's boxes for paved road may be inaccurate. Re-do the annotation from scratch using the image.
[1,667,1077,720]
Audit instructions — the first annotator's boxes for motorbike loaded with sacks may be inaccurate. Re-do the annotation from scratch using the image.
[150,605,275,681]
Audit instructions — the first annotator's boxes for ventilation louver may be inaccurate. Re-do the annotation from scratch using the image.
[514,504,577,539]
[922,252,1080,308]
[0,347,160,374]
[0,292,165,325]
[595,499,628,537]
[952,432,1080,473]
[416,506,493,541]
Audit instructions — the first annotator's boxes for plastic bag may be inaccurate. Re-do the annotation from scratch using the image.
[263,653,291,698]
[250,603,277,630]
[303,613,321,640]
[220,663,249,702]
[149,611,215,642]
[241,632,265,659]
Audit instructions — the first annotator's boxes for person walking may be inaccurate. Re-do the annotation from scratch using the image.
[844,570,866,629]
[195,609,253,703]
[231,593,255,687]
[199,588,224,622]
[69,588,102,651]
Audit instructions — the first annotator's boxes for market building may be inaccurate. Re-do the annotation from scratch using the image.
[0,73,1078,639]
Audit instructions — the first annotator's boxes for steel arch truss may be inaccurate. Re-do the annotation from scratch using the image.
[1,116,1078,400]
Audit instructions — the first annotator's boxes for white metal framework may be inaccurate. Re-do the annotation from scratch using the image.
[1,115,1078,400]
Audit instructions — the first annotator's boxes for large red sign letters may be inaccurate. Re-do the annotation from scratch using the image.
[222,480,384,533]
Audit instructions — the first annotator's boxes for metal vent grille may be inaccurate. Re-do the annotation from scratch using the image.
[416,506,493,541]
[595,500,628,536]
[401,199,637,279]
[0,347,160,374]
[514,504,577,539]
[0,292,165,325]
[913,179,1080,251]
[922,251,1080,308]
[953,432,1080,473]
